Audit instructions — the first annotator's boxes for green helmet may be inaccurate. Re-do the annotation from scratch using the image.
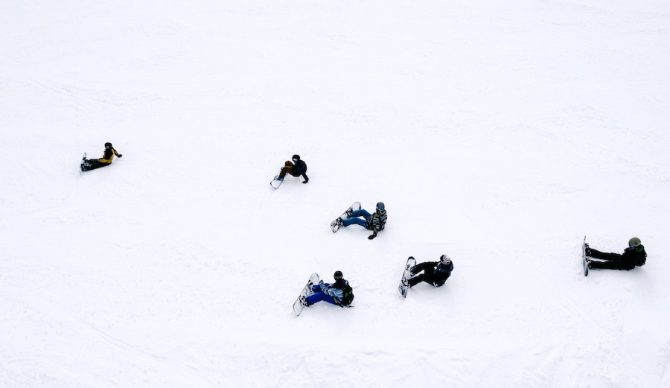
[628,237,642,248]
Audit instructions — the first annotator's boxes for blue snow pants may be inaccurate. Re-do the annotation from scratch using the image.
[306,284,339,306]
[342,209,371,228]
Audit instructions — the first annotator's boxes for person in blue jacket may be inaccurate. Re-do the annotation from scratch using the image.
[301,271,354,307]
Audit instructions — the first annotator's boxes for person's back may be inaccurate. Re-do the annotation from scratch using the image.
[622,244,646,268]
[430,260,454,286]
[99,142,121,164]
[369,202,387,232]
[294,159,307,175]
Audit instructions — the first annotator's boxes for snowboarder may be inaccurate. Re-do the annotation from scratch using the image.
[81,142,122,171]
[402,255,454,289]
[299,271,354,307]
[585,237,646,271]
[277,154,309,184]
[333,202,387,240]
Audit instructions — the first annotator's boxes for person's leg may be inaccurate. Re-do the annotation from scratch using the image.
[305,292,337,305]
[587,248,621,262]
[288,166,301,177]
[342,217,368,228]
[350,209,371,218]
[83,160,108,170]
[279,161,293,179]
[310,283,332,293]
[588,260,632,270]
[410,262,434,275]
[408,274,427,288]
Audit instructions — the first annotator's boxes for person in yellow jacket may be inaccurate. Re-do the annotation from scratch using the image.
[81,142,122,171]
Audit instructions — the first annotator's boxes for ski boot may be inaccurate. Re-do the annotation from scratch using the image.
[584,243,592,257]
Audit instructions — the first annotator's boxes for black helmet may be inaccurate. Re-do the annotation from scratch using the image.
[376,202,385,211]
[104,142,112,148]
[334,270,343,279]
[292,154,300,161]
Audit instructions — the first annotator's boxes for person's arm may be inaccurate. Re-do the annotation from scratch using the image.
[412,261,437,273]
[113,148,122,158]
[368,213,382,239]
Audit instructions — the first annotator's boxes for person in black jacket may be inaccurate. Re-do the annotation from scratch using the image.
[337,202,387,240]
[81,142,122,171]
[277,154,309,183]
[406,255,454,288]
[586,237,647,271]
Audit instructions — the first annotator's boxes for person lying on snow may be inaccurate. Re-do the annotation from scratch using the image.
[585,237,646,271]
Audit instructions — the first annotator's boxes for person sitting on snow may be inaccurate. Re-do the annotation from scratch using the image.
[334,202,387,240]
[300,271,354,307]
[277,154,309,184]
[82,142,122,171]
[405,255,454,289]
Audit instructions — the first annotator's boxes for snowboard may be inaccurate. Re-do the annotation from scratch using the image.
[398,256,416,298]
[270,175,283,189]
[582,236,589,277]
[292,273,320,316]
[330,202,361,233]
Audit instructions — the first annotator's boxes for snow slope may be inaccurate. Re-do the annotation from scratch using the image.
[1,0,670,387]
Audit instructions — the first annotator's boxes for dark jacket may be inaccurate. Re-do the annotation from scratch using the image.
[429,261,453,287]
[293,159,307,175]
[368,209,387,232]
[622,245,646,268]
[320,278,351,305]
[332,278,347,290]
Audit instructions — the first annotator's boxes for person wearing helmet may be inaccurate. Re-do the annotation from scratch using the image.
[336,202,387,240]
[585,237,647,271]
[404,255,454,289]
[300,271,354,307]
[81,142,123,171]
[277,154,309,183]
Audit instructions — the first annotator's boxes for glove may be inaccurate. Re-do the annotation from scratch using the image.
[118,154,123,158]
[368,233,377,240]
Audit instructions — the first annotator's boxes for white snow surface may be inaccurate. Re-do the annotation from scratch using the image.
[2,0,670,387]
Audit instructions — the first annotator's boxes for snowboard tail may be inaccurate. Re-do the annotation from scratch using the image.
[270,175,283,189]
[80,153,87,173]
[582,236,589,277]
[398,256,417,298]
[330,202,361,233]
[293,273,320,316]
